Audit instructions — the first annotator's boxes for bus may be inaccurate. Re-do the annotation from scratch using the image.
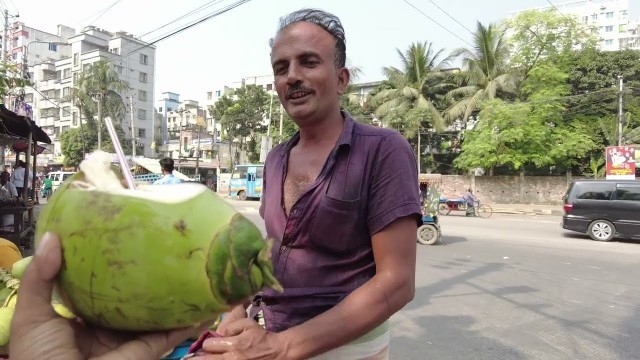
[228,164,264,200]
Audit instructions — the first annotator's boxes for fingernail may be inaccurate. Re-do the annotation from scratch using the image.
[36,232,53,256]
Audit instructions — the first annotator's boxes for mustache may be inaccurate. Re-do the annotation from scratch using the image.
[285,84,314,99]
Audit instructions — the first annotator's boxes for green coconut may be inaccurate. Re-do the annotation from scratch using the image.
[35,151,281,331]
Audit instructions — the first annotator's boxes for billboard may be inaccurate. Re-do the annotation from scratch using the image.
[605,146,636,180]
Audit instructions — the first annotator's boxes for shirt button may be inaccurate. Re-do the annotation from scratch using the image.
[279,245,287,253]
[291,209,297,215]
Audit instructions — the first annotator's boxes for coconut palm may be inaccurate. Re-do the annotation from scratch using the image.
[61,70,94,157]
[444,22,516,125]
[86,60,130,149]
[372,41,454,134]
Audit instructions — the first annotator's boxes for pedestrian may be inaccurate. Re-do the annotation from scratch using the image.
[198,8,421,360]
[0,171,18,230]
[153,158,183,185]
[42,175,53,199]
[10,161,32,198]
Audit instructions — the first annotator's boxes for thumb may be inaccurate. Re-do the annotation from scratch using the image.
[13,232,61,327]
[220,318,259,337]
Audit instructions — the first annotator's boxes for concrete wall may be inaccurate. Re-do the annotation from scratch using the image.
[438,175,586,205]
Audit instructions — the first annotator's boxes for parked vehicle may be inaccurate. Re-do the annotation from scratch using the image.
[229,164,264,200]
[562,179,640,241]
[438,197,493,218]
[46,171,76,193]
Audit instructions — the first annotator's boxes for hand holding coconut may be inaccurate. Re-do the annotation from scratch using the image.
[10,232,211,360]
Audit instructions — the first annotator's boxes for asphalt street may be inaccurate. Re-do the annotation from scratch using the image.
[226,199,640,360]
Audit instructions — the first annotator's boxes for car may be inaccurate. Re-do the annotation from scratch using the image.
[562,179,640,242]
[46,171,76,193]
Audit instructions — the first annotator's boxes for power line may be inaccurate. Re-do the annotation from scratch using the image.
[88,0,123,26]
[123,0,252,58]
[401,0,474,47]
[425,0,473,34]
[71,0,122,28]
[138,0,225,39]
[4,0,17,15]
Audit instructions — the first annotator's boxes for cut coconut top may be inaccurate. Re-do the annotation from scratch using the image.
[73,151,208,204]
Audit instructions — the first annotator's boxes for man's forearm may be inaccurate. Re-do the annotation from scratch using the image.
[277,272,414,360]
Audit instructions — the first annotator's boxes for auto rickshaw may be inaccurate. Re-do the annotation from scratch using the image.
[418,174,442,245]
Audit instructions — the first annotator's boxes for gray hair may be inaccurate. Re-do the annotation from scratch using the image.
[269,8,347,68]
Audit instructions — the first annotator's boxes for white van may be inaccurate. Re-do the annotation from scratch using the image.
[47,171,76,193]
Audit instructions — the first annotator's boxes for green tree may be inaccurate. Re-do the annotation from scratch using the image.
[0,63,31,99]
[444,22,516,124]
[505,9,597,81]
[372,41,453,133]
[454,63,597,174]
[59,128,86,168]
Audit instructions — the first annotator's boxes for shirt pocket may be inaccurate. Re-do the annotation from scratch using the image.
[309,195,361,254]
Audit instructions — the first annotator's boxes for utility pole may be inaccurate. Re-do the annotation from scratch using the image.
[129,95,136,157]
[176,107,186,172]
[278,103,284,144]
[195,124,201,177]
[618,75,624,146]
[2,10,8,66]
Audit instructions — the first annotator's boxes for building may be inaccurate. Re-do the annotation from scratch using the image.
[18,23,156,163]
[155,91,180,145]
[509,0,639,51]
[205,73,275,108]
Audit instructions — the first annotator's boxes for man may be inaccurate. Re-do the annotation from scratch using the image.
[0,171,18,229]
[10,161,32,197]
[201,9,421,360]
[153,158,183,185]
[42,175,53,199]
[464,188,477,216]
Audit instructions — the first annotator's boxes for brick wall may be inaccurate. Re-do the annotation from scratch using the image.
[436,174,586,205]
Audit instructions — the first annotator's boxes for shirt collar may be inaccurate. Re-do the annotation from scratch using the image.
[280,111,355,156]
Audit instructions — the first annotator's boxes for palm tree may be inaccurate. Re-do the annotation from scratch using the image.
[61,70,94,158]
[372,41,454,134]
[86,60,130,149]
[444,22,515,126]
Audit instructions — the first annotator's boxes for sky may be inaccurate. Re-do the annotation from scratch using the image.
[7,0,640,105]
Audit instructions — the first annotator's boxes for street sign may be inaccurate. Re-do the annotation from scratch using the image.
[605,146,636,180]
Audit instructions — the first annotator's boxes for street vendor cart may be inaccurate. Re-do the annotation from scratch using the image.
[417,174,443,245]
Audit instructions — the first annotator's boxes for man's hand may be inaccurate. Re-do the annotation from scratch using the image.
[9,232,212,360]
[191,318,287,360]
[215,304,248,335]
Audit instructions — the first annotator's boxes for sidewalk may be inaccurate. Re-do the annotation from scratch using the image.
[489,203,564,216]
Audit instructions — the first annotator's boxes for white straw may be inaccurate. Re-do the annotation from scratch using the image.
[104,116,136,190]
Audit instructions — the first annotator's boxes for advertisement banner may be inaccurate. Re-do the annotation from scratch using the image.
[605,146,636,180]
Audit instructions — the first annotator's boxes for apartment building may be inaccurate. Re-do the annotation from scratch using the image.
[19,23,156,162]
[205,73,275,108]
[509,0,639,51]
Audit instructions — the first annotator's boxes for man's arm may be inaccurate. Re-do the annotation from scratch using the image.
[278,215,417,359]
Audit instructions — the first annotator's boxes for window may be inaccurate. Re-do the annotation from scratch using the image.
[62,87,70,97]
[138,109,147,120]
[73,53,79,66]
[207,92,212,100]
[215,90,221,96]
[73,72,78,86]
[63,68,71,78]
[139,54,148,65]
[62,106,70,117]
[266,84,273,91]
[139,72,147,83]
[606,11,614,18]
[110,47,119,55]
[138,90,147,101]
[614,186,640,201]
[606,26,613,32]
[591,14,597,20]
[24,93,33,103]
[582,15,588,23]
[575,183,614,200]
[56,70,62,80]
[605,39,613,46]
[158,107,163,112]
[138,129,146,138]
[115,65,123,74]
[72,112,78,126]
[61,126,70,133]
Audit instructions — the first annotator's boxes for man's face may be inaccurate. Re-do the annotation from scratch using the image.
[271,22,349,125]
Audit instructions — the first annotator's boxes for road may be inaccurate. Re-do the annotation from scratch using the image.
[225,199,640,360]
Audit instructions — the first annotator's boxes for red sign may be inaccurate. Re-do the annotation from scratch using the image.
[606,146,636,180]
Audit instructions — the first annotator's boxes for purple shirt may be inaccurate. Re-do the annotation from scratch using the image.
[258,113,421,332]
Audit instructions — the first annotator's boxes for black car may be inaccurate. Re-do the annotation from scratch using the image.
[562,179,640,241]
